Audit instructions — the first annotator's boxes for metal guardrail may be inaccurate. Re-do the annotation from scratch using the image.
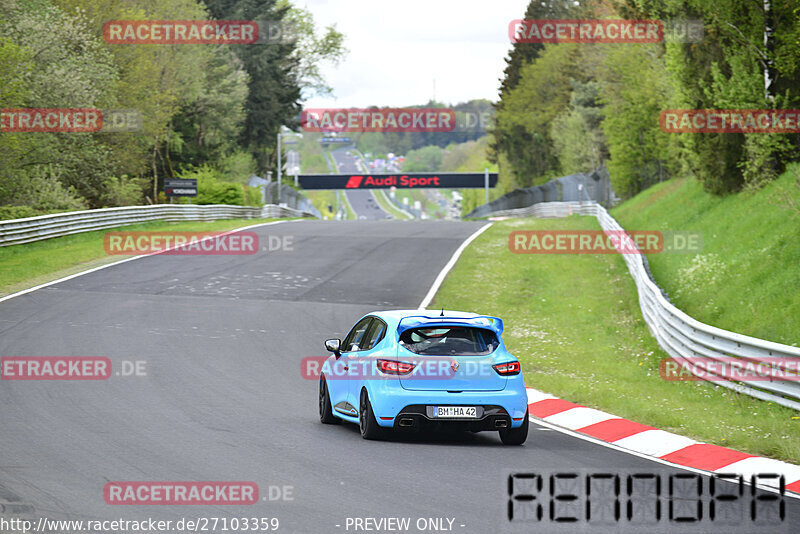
[262,183,321,218]
[382,190,417,219]
[465,166,618,218]
[486,200,800,410]
[0,204,317,247]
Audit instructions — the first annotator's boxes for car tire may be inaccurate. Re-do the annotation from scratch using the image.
[319,376,339,424]
[359,389,384,440]
[499,410,529,445]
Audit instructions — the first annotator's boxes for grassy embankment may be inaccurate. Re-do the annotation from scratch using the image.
[431,164,800,462]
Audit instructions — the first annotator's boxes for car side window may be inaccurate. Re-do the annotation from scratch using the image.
[362,319,387,350]
[342,318,373,352]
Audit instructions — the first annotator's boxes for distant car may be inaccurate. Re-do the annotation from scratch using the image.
[318,310,529,444]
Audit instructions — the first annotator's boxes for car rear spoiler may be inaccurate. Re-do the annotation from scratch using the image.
[396,315,503,335]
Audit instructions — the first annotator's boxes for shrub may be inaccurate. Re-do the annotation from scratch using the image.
[178,165,245,205]
[100,175,144,207]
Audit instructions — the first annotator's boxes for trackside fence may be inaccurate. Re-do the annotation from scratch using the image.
[484,201,800,411]
[0,204,317,247]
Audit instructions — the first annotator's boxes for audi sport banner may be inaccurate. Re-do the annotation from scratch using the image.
[297,173,498,190]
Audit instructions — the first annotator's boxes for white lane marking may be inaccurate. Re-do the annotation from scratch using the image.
[612,429,698,457]
[716,457,800,488]
[544,407,617,430]
[341,190,357,219]
[418,222,493,309]
[526,389,556,404]
[0,219,293,304]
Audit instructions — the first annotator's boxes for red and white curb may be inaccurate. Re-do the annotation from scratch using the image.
[526,387,800,496]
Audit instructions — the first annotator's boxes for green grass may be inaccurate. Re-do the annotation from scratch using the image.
[612,164,800,346]
[338,191,356,220]
[305,190,339,219]
[431,217,800,463]
[303,190,359,220]
[323,151,337,173]
[372,189,412,219]
[394,189,448,219]
[298,133,331,173]
[0,218,282,296]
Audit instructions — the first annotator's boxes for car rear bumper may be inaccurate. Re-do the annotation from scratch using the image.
[366,380,528,428]
[392,404,514,431]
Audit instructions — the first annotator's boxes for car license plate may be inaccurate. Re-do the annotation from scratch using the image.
[432,406,477,418]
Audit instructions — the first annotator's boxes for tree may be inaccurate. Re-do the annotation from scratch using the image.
[205,0,303,174]
[1,0,118,208]
[597,43,674,197]
[498,0,579,98]
[402,145,444,172]
[493,44,583,187]
[168,46,250,172]
[623,0,800,193]
[550,80,607,175]
[277,0,347,99]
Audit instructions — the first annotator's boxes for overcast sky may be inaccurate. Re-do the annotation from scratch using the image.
[297,0,530,108]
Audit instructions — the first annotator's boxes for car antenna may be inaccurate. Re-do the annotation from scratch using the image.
[440,307,445,317]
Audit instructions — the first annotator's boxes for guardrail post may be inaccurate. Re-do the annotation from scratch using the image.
[484,168,489,205]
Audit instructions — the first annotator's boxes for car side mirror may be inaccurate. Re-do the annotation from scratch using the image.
[325,338,341,358]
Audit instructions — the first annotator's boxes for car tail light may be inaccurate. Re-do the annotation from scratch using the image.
[377,359,416,375]
[493,361,520,376]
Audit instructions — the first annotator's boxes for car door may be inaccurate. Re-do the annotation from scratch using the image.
[330,317,374,417]
[346,318,388,405]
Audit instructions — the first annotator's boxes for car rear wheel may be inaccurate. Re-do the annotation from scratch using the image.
[319,376,339,424]
[359,389,383,440]
[499,409,529,445]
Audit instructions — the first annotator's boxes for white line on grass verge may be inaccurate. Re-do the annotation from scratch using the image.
[418,222,493,309]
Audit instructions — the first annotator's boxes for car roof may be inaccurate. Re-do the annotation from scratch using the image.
[369,309,481,322]
[364,310,503,335]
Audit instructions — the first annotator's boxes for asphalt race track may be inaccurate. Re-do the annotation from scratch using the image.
[0,220,797,533]
[329,149,389,220]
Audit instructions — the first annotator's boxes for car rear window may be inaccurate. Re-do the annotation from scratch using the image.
[398,326,499,356]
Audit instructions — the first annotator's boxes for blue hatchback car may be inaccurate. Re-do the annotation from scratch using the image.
[318,310,529,444]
